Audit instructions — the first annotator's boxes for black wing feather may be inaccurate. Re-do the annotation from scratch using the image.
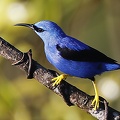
[56,44,116,63]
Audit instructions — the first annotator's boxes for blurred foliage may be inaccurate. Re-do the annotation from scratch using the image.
[0,0,120,120]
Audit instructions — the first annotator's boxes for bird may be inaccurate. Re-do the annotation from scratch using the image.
[15,20,120,110]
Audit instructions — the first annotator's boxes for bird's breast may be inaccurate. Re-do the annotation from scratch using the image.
[45,45,61,65]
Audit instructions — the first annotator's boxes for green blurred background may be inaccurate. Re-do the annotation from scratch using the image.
[0,0,120,120]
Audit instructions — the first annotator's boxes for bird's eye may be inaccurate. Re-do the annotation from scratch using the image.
[37,28,45,32]
[33,25,45,33]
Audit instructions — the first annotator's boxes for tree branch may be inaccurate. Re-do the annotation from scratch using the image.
[0,37,120,120]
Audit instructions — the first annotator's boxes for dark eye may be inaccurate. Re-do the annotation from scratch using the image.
[33,25,45,32]
[37,28,45,32]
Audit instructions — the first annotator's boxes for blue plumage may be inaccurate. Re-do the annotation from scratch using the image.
[33,21,120,79]
[15,20,120,110]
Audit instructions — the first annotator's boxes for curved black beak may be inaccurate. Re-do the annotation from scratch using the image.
[14,23,34,29]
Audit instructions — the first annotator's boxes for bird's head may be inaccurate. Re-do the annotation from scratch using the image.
[15,20,66,44]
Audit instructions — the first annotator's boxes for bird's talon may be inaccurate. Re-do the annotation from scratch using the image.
[52,74,68,86]
[52,80,59,86]
[91,95,99,110]
[52,78,61,86]
[91,81,99,110]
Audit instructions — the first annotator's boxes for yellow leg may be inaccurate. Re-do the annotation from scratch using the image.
[52,74,68,86]
[91,81,99,110]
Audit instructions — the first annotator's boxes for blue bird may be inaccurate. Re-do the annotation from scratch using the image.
[15,20,120,110]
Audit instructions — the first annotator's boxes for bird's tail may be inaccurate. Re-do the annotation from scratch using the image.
[105,63,120,71]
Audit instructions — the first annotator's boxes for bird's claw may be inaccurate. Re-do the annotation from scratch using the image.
[52,74,68,86]
[91,94,99,110]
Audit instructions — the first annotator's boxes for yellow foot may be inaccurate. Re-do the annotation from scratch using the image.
[52,74,68,86]
[91,94,99,110]
[91,81,99,110]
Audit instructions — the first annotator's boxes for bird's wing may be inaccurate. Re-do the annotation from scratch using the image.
[56,37,116,63]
